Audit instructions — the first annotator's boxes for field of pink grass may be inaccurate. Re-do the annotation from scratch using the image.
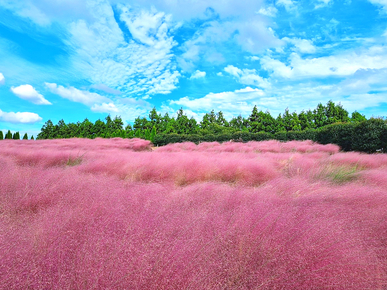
[1,138,387,289]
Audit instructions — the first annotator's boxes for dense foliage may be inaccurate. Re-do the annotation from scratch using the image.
[35,100,357,140]
[3,100,386,152]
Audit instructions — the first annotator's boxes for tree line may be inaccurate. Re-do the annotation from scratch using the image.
[35,100,367,141]
[0,130,33,140]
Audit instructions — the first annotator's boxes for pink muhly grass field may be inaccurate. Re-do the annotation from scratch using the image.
[1,138,386,289]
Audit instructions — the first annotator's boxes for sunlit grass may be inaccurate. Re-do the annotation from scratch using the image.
[0,138,386,289]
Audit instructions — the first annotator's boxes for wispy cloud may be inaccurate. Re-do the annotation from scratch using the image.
[91,102,119,113]
[261,46,387,79]
[276,0,296,12]
[66,2,180,97]
[257,6,278,17]
[0,109,42,124]
[0,73,4,85]
[90,84,121,95]
[368,0,387,12]
[314,0,333,9]
[282,37,317,54]
[11,84,51,105]
[224,65,271,88]
[170,87,266,118]
[45,83,110,106]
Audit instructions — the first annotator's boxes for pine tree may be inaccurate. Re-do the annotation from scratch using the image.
[0,131,3,140]
[248,105,260,133]
[23,133,28,140]
[31,135,35,140]
[150,125,157,143]
[5,130,12,139]
[12,132,20,140]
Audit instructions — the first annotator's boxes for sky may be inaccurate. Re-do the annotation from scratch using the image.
[0,0,387,136]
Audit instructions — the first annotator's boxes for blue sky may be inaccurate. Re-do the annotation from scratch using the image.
[1,0,387,136]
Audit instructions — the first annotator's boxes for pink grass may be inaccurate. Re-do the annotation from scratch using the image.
[0,138,386,289]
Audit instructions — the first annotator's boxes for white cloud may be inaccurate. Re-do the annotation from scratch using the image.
[66,2,180,96]
[119,6,170,46]
[283,37,317,54]
[122,0,266,21]
[45,83,110,106]
[315,0,333,8]
[224,65,271,88]
[170,87,266,118]
[178,11,281,67]
[234,20,282,54]
[261,46,387,79]
[11,84,51,105]
[190,70,206,80]
[0,109,42,124]
[91,102,119,113]
[276,0,296,11]
[368,0,387,12]
[0,0,91,26]
[0,73,4,85]
[257,6,278,17]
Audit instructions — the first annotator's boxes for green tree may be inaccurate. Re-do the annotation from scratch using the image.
[124,124,134,138]
[37,120,55,139]
[282,109,301,131]
[57,119,69,138]
[133,116,150,135]
[230,115,248,131]
[68,122,81,138]
[31,135,34,140]
[5,130,12,139]
[175,108,191,134]
[298,110,315,130]
[200,113,211,130]
[275,114,286,132]
[351,111,367,123]
[159,113,172,133]
[12,132,20,140]
[150,125,157,143]
[113,116,124,131]
[248,106,277,133]
[0,131,3,140]
[93,119,106,137]
[22,133,28,140]
[325,100,349,124]
[80,118,94,138]
[248,105,260,133]
[216,111,229,127]
[313,103,328,128]
[164,117,177,134]
[149,107,161,131]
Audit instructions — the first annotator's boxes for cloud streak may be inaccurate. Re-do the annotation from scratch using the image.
[11,84,51,105]
[45,83,110,106]
[0,109,42,124]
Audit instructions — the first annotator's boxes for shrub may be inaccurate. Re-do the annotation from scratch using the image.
[316,123,355,151]
[274,131,288,141]
[352,118,387,153]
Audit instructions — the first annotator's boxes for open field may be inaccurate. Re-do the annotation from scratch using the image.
[1,138,387,289]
